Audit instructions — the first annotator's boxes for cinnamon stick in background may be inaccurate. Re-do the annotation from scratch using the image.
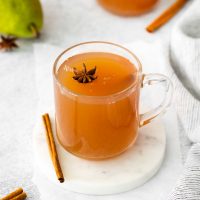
[146,0,187,33]
[42,113,64,183]
[0,188,27,200]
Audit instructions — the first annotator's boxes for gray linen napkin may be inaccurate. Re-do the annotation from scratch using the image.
[166,0,200,199]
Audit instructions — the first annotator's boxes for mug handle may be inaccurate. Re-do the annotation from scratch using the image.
[139,73,173,127]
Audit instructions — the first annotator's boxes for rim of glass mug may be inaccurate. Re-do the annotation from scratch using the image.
[53,41,142,101]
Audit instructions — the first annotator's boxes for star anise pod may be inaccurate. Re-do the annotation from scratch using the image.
[73,63,97,83]
[0,36,18,51]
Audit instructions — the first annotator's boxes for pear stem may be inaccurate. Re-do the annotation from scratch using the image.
[29,23,40,38]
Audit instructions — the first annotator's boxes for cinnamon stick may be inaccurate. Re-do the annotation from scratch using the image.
[146,0,187,33]
[11,193,27,200]
[42,113,64,183]
[0,188,26,200]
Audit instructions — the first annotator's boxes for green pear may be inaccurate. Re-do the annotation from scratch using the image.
[0,0,43,38]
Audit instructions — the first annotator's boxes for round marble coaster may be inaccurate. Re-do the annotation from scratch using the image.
[33,112,166,195]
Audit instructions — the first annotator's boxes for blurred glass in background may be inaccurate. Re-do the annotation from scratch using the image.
[98,0,159,16]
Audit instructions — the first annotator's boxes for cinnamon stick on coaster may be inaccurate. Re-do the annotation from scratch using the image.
[146,0,187,33]
[0,188,27,200]
[42,113,64,183]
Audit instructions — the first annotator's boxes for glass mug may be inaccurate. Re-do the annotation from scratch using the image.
[53,42,173,160]
[98,0,159,16]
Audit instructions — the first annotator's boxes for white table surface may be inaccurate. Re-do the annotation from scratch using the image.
[0,0,192,199]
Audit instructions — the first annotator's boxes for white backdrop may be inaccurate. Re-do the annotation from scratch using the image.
[0,0,192,199]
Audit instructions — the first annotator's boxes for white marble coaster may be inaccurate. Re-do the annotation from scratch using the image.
[33,111,166,195]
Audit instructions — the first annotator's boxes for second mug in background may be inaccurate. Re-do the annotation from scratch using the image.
[98,0,159,16]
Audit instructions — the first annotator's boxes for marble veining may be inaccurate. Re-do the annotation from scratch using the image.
[33,111,166,195]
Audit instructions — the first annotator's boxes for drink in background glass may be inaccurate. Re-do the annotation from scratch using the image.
[53,42,172,160]
[98,0,159,16]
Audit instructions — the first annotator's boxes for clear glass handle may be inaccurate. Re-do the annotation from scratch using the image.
[140,73,173,127]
